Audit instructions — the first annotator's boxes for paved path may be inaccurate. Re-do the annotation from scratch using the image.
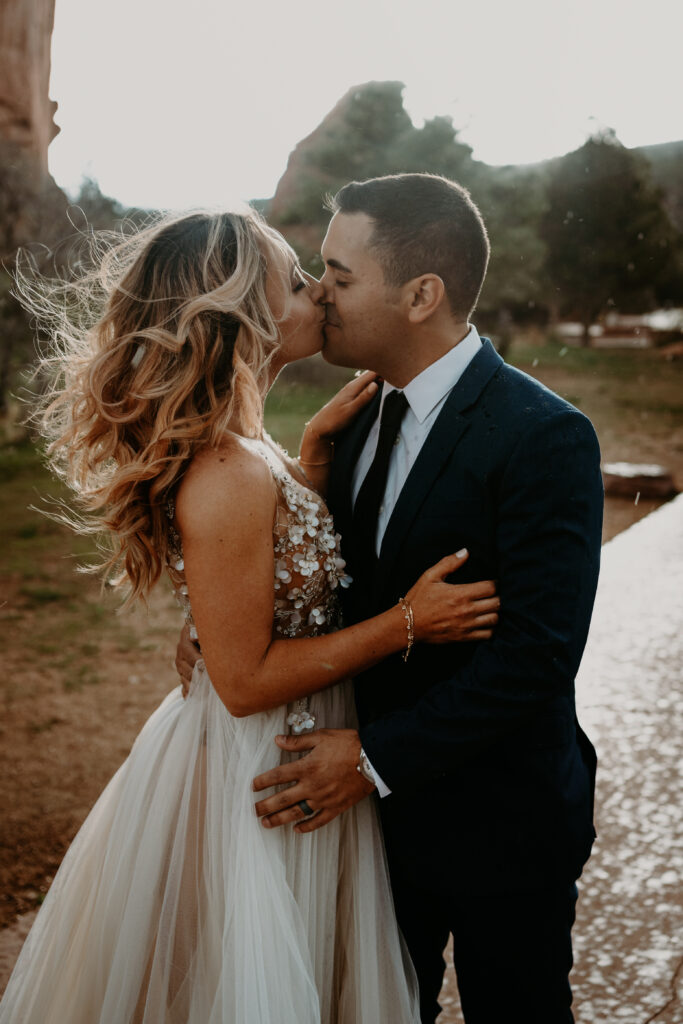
[2,497,682,1021]
[439,493,683,1022]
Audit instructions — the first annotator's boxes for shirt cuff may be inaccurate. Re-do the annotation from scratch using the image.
[365,755,392,798]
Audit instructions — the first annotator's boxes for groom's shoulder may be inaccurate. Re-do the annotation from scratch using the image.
[487,356,591,430]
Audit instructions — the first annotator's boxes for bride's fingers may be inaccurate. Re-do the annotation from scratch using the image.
[348,378,378,406]
[333,373,378,409]
[346,369,378,394]
[462,628,494,641]
[472,611,499,627]
[470,595,501,613]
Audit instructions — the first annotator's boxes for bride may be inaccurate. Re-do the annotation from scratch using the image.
[1,208,497,1023]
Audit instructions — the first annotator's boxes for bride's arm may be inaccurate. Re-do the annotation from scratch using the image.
[176,447,498,718]
[297,371,378,495]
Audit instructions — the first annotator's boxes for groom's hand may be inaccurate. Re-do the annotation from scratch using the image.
[252,729,374,833]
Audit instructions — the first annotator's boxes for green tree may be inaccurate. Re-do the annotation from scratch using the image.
[385,114,476,183]
[475,166,549,340]
[540,129,682,344]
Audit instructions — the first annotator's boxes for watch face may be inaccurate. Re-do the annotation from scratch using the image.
[358,753,374,784]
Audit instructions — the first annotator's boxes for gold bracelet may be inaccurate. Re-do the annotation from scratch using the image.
[398,597,414,662]
[298,456,333,467]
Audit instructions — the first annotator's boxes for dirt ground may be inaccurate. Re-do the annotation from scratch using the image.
[0,580,181,927]
[0,343,681,940]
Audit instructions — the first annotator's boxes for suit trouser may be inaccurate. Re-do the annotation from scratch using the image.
[390,868,578,1024]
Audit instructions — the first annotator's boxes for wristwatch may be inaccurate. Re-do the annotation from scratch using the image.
[356,747,376,786]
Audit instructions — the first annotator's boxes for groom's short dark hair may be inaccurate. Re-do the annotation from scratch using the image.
[327,173,490,319]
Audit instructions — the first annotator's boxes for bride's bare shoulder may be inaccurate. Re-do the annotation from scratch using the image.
[175,437,276,539]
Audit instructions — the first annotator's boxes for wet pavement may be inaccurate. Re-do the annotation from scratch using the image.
[438,493,683,1023]
[1,497,682,1020]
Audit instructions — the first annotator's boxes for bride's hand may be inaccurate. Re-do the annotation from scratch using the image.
[405,549,500,643]
[302,372,379,453]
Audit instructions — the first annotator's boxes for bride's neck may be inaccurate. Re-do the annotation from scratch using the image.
[222,360,283,440]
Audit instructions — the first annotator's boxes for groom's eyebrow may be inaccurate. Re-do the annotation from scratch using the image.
[324,257,353,274]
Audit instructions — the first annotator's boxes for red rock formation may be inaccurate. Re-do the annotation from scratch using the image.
[0,0,59,175]
[267,82,410,262]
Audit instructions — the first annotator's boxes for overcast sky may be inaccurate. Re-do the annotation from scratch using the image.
[48,0,682,210]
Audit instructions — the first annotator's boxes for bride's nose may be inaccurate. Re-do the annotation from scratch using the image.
[304,273,325,305]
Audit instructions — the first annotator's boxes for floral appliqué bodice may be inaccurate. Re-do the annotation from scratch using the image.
[165,436,351,731]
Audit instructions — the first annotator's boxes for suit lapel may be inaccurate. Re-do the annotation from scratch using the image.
[378,340,503,573]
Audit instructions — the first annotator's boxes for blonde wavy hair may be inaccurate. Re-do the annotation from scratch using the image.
[17,207,296,603]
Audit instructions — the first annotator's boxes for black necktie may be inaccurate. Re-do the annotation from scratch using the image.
[352,389,409,563]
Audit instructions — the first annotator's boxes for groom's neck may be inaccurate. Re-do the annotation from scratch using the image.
[379,321,470,389]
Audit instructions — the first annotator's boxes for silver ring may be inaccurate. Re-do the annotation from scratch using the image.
[298,799,314,817]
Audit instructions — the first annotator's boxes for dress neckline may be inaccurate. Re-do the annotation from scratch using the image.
[244,433,319,500]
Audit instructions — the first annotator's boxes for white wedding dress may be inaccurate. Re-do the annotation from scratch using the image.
[0,439,419,1024]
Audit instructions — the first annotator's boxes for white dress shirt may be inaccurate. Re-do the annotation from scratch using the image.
[352,325,483,796]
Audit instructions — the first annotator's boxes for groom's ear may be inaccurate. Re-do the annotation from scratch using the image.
[403,274,446,324]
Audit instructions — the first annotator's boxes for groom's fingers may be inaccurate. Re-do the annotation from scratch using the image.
[253,730,334,794]
[252,761,300,794]
[255,784,311,826]
[254,777,302,811]
[252,732,322,795]
[294,808,338,834]
[274,732,322,754]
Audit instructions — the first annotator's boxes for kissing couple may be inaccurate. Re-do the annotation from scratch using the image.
[1,172,603,1024]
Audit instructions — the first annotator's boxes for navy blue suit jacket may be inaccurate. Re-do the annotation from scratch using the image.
[327,340,603,894]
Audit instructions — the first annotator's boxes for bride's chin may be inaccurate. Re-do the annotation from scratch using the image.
[284,336,324,366]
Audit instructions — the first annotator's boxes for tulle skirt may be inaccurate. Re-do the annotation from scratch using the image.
[0,664,419,1023]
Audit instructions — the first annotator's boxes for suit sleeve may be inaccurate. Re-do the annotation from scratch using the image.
[359,408,604,792]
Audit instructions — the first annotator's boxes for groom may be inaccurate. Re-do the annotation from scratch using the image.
[185,174,603,1022]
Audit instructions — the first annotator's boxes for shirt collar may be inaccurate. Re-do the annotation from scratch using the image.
[382,325,483,424]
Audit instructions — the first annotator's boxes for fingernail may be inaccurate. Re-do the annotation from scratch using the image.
[456,548,468,557]
[262,819,272,829]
